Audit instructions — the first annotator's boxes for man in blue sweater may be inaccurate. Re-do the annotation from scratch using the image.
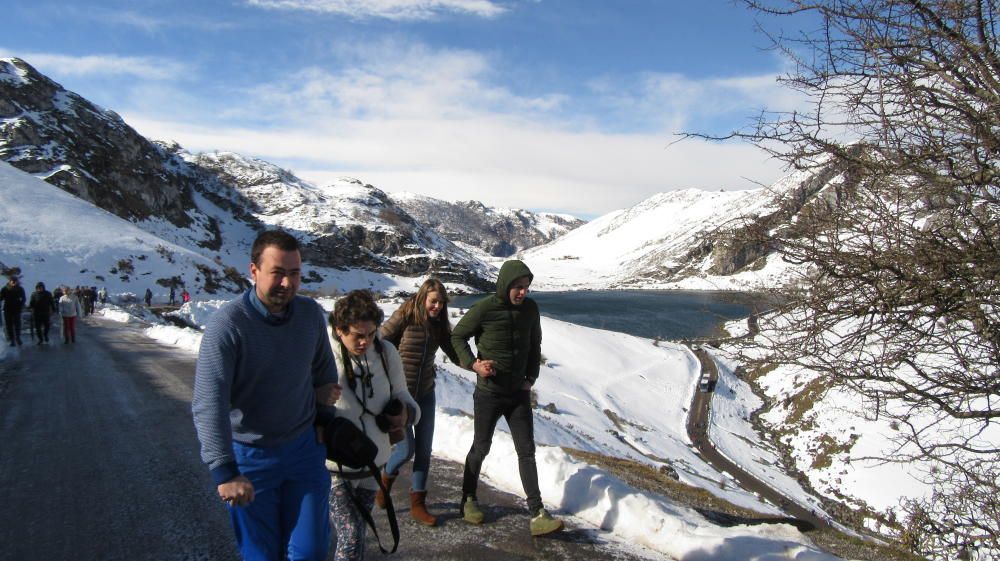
[193,230,341,561]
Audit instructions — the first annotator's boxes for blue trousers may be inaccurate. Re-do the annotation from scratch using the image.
[385,390,435,491]
[230,429,331,561]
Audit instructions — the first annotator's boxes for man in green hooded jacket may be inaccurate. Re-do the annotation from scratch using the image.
[451,259,563,537]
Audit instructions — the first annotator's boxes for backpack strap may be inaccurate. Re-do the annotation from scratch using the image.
[337,461,400,554]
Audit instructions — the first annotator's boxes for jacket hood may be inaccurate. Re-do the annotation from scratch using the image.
[495,260,534,304]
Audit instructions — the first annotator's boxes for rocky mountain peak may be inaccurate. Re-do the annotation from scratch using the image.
[0,57,198,229]
[392,193,586,257]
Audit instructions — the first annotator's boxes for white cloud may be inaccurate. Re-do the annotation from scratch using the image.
[54,40,792,217]
[246,0,507,20]
[241,41,564,123]
[0,50,188,81]
[125,111,782,217]
[588,70,807,135]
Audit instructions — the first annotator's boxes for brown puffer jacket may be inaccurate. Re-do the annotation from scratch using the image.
[380,306,460,399]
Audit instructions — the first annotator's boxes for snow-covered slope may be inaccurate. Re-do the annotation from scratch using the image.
[0,160,245,298]
[0,57,497,293]
[523,189,780,289]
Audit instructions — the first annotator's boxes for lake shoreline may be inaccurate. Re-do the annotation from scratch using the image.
[450,289,769,342]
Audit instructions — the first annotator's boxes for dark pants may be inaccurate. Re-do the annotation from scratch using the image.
[4,309,21,345]
[33,313,50,342]
[462,388,542,512]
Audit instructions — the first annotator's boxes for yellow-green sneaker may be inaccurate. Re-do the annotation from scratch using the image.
[530,508,564,536]
[463,497,485,524]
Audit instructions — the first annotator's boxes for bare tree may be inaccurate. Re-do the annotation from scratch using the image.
[714,1,1000,559]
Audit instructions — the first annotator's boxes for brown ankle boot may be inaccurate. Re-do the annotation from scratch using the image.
[375,473,395,510]
[410,491,438,526]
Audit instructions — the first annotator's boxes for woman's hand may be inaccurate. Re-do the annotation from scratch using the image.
[386,404,408,444]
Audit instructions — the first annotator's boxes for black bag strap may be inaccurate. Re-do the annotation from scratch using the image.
[337,462,399,554]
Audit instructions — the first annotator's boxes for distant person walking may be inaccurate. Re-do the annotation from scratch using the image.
[182,288,191,303]
[97,286,107,305]
[1,276,26,347]
[29,282,56,344]
[378,278,461,525]
[169,286,176,306]
[80,287,93,316]
[86,287,97,315]
[451,260,563,537]
[58,287,82,344]
[192,230,341,561]
[144,288,153,307]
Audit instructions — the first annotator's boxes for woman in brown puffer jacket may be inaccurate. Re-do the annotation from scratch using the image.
[377,278,460,525]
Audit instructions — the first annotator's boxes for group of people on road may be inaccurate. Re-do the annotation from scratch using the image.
[192,230,562,561]
[1,276,100,346]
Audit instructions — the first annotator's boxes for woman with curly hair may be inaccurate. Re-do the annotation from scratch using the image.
[377,278,461,525]
[327,290,417,561]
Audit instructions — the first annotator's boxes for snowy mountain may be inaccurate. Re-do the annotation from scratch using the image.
[2,55,842,296]
[179,150,495,288]
[0,57,495,292]
[0,160,246,298]
[522,165,841,291]
[390,192,586,258]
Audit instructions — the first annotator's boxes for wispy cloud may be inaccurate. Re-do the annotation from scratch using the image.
[0,50,189,81]
[245,0,508,20]
[240,40,563,123]
[92,10,243,33]
[587,69,806,136]
[32,39,791,215]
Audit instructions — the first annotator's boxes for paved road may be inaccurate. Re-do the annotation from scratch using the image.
[0,316,238,561]
[686,347,825,531]
[0,316,657,561]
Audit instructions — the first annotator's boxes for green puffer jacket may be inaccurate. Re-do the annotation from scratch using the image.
[451,260,542,395]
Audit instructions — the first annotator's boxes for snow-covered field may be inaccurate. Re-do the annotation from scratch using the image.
[715,314,1000,546]
[72,296,845,561]
[0,160,483,303]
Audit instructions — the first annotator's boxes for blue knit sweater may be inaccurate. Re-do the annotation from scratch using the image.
[192,289,338,485]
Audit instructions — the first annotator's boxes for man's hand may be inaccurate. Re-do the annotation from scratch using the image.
[218,475,255,507]
[472,359,496,378]
[315,382,343,406]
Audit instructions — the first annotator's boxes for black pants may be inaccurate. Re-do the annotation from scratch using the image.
[3,310,21,344]
[33,314,50,342]
[462,388,542,513]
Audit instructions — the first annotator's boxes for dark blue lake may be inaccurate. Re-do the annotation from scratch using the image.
[450,290,761,341]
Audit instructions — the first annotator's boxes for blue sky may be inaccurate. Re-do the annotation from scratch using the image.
[3,0,809,217]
